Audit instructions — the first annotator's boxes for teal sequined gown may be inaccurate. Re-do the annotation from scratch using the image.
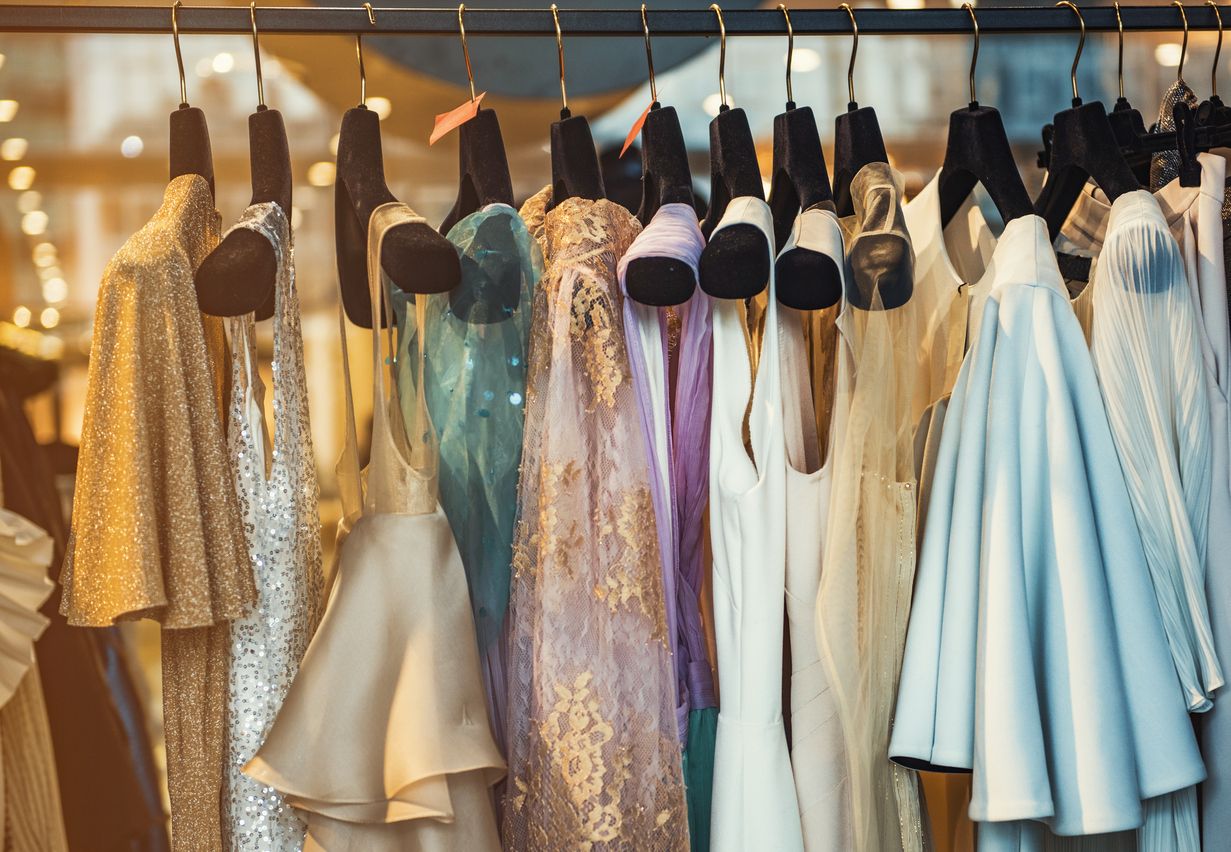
[391,203,542,749]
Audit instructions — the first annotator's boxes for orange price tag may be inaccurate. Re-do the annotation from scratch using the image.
[620,99,656,158]
[429,92,486,146]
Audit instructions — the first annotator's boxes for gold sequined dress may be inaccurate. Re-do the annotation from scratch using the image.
[59,174,254,852]
[502,188,689,851]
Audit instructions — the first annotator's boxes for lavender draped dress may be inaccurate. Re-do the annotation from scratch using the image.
[617,203,717,851]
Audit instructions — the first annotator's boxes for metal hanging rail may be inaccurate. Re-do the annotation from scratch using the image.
[0,4,1222,36]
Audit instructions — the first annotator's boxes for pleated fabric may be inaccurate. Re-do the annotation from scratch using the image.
[1074,190,1216,851]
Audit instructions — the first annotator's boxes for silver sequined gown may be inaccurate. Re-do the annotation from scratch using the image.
[223,202,323,851]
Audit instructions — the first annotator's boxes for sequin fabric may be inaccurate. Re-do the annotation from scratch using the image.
[223,203,322,851]
[60,174,252,628]
[1150,80,1199,190]
[60,174,253,852]
[504,188,690,851]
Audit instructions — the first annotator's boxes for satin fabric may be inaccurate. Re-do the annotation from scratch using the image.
[708,196,804,852]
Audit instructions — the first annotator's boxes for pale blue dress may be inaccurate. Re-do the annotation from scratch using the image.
[889,214,1204,849]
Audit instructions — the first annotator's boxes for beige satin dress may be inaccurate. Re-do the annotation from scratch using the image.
[245,202,504,851]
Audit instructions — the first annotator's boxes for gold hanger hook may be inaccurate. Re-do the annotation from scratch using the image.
[963,3,978,105]
[1173,1,1189,81]
[1209,1,1223,97]
[355,2,375,107]
[551,4,569,114]
[710,4,727,110]
[171,1,188,107]
[249,2,265,109]
[458,4,476,102]
[778,5,795,105]
[1056,1,1084,103]
[641,5,658,104]
[1113,1,1125,100]
[840,3,858,107]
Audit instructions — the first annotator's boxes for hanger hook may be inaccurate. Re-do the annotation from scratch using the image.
[1056,1,1084,105]
[778,5,795,108]
[249,2,265,109]
[457,4,477,103]
[355,2,375,107]
[709,4,727,111]
[1173,1,1189,81]
[1209,1,1224,97]
[551,4,569,116]
[171,1,188,107]
[640,4,658,104]
[840,3,858,108]
[963,3,979,106]
[1113,1,1125,100]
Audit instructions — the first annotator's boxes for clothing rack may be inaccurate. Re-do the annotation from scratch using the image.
[0,4,1224,36]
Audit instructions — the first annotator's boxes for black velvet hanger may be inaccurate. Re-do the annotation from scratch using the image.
[549,109,605,208]
[831,4,889,218]
[336,19,460,329]
[624,7,698,307]
[698,104,770,300]
[1035,2,1139,240]
[624,103,698,306]
[698,6,770,300]
[336,106,461,329]
[197,6,286,320]
[936,6,1033,230]
[765,5,840,311]
[545,6,604,211]
[938,104,1034,228]
[439,108,514,233]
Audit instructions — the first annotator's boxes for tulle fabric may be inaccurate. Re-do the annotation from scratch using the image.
[818,163,926,852]
[504,189,689,850]
[391,203,541,749]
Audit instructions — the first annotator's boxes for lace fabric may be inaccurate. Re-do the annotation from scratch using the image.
[819,163,926,852]
[222,202,322,851]
[505,189,689,851]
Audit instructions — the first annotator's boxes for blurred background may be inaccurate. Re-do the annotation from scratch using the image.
[0,0,1218,821]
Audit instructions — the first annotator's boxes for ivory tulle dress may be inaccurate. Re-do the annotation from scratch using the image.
[708,196,804,852]
[245,202,505,852]
[819,163,926,852]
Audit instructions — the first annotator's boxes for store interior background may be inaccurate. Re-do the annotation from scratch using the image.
[0,0,1215,813]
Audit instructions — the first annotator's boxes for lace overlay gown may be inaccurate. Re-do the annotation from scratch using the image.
[504,189,690,851]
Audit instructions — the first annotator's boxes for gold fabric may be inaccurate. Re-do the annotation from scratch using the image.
[59,175,252,852]
[60,174,250,629]
[505,189,689,851]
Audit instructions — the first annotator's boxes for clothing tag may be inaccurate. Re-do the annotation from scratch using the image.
[429,92,486,146]
[620,99,656,158]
